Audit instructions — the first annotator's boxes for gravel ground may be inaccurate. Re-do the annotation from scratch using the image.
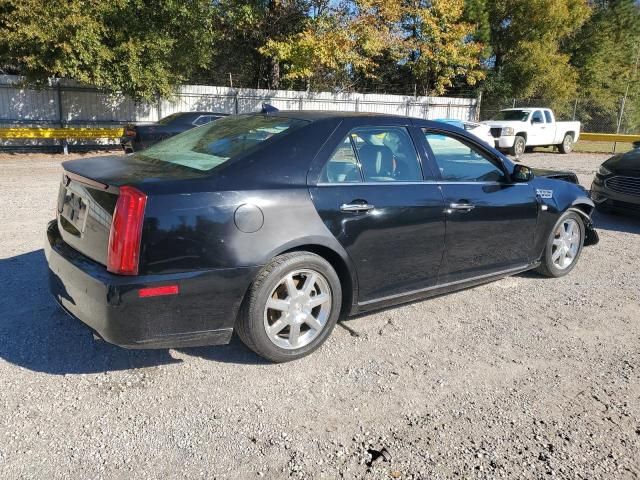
[1,150,639,479]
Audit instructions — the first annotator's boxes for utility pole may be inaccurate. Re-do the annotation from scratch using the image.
[228,73,233,89]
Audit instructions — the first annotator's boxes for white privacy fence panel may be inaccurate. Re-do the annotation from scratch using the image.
[0,76,478,130]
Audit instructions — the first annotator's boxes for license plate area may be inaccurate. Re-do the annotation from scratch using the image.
[59,186,89,236]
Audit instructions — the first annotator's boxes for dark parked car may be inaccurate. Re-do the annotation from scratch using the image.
[121,112,227,153]
[591,142,640,214]
[47,112,598,362]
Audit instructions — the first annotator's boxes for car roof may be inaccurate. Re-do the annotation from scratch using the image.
[263,110,408,121]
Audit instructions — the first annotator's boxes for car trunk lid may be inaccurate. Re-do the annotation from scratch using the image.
[57,155,208,266]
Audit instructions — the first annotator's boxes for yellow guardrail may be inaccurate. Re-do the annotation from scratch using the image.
[0,127,124,139]
[580,132,640,143]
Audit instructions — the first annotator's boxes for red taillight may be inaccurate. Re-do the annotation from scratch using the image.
[107,186,147,275]
[138,285,179,298]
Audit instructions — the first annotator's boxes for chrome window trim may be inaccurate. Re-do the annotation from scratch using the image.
[316,181,529,187]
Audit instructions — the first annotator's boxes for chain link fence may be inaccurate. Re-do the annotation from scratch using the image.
[480,97,639,134]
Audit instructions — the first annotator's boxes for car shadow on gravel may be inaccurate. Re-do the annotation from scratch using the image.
[0,250,183,374]
[592,210,640,235]
[0,249,267,374]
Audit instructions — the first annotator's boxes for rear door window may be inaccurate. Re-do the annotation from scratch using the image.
[322,127,423,183]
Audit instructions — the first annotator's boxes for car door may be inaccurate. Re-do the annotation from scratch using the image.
[529,110,548,146]
[308,119,446,304]
[420,128,539,284]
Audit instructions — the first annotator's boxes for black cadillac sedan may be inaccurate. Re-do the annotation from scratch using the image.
[47,112,598,362]
[121,112,227,153]
[591,142,640,214]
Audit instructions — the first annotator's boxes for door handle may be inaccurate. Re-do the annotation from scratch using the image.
[340,203,375,213]
[447,202,475,213]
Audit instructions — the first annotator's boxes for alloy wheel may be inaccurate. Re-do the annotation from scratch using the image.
[551,218,581,270]
[263,269,332,349]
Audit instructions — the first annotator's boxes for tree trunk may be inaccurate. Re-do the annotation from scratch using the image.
[268,57,280,90]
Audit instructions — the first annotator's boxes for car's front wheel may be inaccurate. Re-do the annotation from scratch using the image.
[535,211,585,277]
[509,135,526,157]
[236,252,342,362]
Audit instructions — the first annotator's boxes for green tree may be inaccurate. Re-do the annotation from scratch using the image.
[465,0,591,113]
[571,0,640,132]
[262,0,483,94]
[0,0,214,100]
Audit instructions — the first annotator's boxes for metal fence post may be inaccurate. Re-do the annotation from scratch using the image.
[56,81,67,154]
[475,91,482,121]
[234,90,239,114]
[355,97,359,112]
[156,93,162,121]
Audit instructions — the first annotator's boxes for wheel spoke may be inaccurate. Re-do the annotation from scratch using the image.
[301,272,317,295]
[266,298,289,312]
[304,314,322,331]
[552,238,563,247]
[285,274,298,298]
[289,323,301,347]
[552,248,563,262]
[269,318,288,335]
[308,293,330,308]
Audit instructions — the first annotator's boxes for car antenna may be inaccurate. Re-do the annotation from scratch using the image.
[261,103,279,114]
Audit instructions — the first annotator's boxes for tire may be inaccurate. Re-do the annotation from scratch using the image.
[509,135,526,157]
[235,252,342,362]
[535,211,585,278]
[558,134,574,154]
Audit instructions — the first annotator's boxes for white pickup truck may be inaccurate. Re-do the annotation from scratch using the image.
[483,108,580,156]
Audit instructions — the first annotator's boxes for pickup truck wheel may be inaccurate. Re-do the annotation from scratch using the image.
[235,252,342,362]
[558,134,574,154]
[535,211,585,278]
[509,136,526,156]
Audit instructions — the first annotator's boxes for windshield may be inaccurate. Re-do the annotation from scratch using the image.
[135,115,308,171]
[494,110,530,121]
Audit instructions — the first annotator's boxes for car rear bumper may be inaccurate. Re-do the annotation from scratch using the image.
[45,220,259,349]
[591,180,640,214]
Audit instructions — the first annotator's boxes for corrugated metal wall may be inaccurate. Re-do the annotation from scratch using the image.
[1,76,478,127]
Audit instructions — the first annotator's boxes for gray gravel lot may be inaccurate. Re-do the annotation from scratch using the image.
[1,150,639,479]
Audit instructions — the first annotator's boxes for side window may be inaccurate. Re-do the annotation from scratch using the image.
[532,111,544,124]
[423,131,506,183]
[544,110,552,123]
[321,136,362,183]
[351,127,422,182]
[193,116,207,126]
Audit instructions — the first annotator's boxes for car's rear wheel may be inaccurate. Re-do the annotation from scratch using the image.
[535,211,585,277]
[558,134,574,154]
[236,252,342,362]
[510,135,526,157]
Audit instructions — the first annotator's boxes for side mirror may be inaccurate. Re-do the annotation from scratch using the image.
[633,140,640,150]
[512,164,533,182]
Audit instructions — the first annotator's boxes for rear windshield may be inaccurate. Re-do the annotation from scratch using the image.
[135,115,308,171]
[493,110,530,121]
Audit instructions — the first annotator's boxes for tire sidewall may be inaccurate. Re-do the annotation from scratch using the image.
[246,253,342,362]
[543,211,585,277]
[561,134,574,153]
[514,136,526,156]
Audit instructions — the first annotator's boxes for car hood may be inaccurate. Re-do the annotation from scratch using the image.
[603,149,640,175]
[482,120,527,129]
[530,167,579,184]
